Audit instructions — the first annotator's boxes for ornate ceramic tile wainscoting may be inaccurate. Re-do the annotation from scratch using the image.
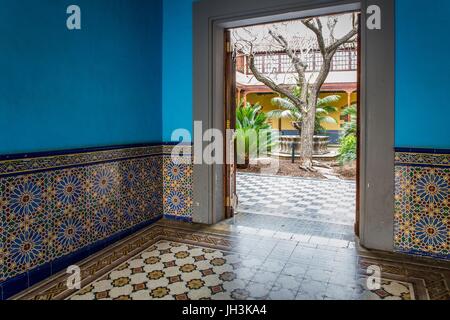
[394,148,450,260]
[162,145,193,223]
[0,144,165,299]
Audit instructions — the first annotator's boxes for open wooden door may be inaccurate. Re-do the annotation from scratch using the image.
[224,30,238,219]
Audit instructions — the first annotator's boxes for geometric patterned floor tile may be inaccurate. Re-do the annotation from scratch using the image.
[362,280,415,300]
[67,241,416,301]
[13,221,450,300]
[69,240,247,300]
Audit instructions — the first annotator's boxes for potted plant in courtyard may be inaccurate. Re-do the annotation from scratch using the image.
[339,104,357,165]
[235,101,274,169]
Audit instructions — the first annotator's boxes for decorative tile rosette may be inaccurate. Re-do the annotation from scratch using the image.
[394,150,450,260]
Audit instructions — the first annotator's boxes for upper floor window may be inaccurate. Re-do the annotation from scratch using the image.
[242,48,357,75]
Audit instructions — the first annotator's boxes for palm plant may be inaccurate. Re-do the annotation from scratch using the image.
[341,104,357,138]
[268,88,340,135]
[339,104,357,164]
[235,101,273,168]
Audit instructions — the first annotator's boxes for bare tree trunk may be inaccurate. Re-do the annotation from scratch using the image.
[299,95,317,170]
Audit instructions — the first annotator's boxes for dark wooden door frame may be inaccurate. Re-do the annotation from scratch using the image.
[193,0,395,252]
[224,30,237,219]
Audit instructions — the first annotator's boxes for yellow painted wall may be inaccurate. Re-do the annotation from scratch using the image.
[246,91,357,131]
[245,93,292,130]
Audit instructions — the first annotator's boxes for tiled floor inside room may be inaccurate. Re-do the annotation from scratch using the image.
[14,221,450,300]
[218,212,355,243]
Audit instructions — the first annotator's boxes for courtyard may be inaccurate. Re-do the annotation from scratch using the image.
[226,173,356,242]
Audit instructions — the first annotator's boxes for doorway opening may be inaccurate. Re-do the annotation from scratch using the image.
[220,11,361,244]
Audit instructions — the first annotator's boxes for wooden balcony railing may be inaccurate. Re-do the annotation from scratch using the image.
[237,48,357,75]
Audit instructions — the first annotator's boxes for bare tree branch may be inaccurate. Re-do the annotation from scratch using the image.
[302,18,326,55]
[267,29,309,106]
[303,16,358,56]
[268,29,306,75]
[248,54,303,107]
[327,17,338,43]
[327,27,358,53]
[303,15,358,99]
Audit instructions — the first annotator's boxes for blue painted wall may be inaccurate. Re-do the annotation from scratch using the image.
[161,0,450,149]
[2,0,449,152]
[162,0,194,142]
[395,0,450,149]
[0,0,162,154]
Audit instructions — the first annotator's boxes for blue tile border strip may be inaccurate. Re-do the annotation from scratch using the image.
[163,214,193,223]
[395,247,450,262]
[0,142,194,176]
[395,147,450,155]
[0,142,166,161]
[395,148,450,168]
[0,215,163,300]
[0,145,163,177]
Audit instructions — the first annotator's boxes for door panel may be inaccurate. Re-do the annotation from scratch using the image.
[224,30,237,219]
